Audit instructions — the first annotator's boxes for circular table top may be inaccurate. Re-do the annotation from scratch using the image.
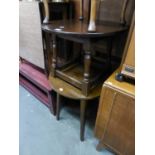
[42,20,127,38]
[49,76,102,100]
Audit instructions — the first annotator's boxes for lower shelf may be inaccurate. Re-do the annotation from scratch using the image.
[56,63,108,91]
[19,74,50,107]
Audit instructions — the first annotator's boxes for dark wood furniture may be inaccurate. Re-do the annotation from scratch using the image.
[49,76,102,141]
[42,20,128,96]
[19,1,73,113]
[40,1,75,75]
[94,68,135,155]
[41,0,134,141]
[19,1,73,71]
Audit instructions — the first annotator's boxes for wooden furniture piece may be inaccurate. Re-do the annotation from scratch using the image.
[40,1,74,75]
[19,1,73,112]
[49,76,102,141]
[121,16,135,79]
[96,0,134,26]
[79,0,134,32]
[94,68,135,155]
[42,20,128,96]
[19,60,56,115]
[115,13,135,83]
[19,0,74,73]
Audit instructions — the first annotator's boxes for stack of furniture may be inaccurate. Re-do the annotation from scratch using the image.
[42,0,134,141]
[94,15,135,154]
[19,1,73,114]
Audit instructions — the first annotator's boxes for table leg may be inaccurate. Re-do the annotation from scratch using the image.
[80,100,88,141]
[51,35,57,77]
[82,42,92,96]
[56,93,61,120]
[44,32,51,76]
[88,0,97,32]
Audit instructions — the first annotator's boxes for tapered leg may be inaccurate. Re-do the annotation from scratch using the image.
[56,93,61,120]
[88,0,97,32]
[43,0,49,24]
[80,100,88,141]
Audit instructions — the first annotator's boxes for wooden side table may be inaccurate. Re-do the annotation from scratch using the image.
[49,76,102,141]
[42,20,128,96]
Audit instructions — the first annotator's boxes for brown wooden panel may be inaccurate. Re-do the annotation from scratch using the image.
[94,87,115,139]
[103,92,135,155]
[71,0,134,25]
[97,0,135,25]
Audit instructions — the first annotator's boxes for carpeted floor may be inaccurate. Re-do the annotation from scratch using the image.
[19,86,114,155]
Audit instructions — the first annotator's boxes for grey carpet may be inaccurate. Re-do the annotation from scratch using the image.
[19,86,114,155]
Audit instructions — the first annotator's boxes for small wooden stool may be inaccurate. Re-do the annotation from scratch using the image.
[49,76,101,141]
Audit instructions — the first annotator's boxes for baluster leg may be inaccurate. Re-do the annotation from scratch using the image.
[82,41,92,96]
[51,35,57,76]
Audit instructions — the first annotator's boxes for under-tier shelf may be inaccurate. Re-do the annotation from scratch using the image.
[55,62,108,91]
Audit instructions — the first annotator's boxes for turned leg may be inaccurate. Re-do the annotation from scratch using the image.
[44,32,52,76]
[56,93,61,120]
[51,35,57,77]
[80,100,88,141]
[82,42,92,96]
